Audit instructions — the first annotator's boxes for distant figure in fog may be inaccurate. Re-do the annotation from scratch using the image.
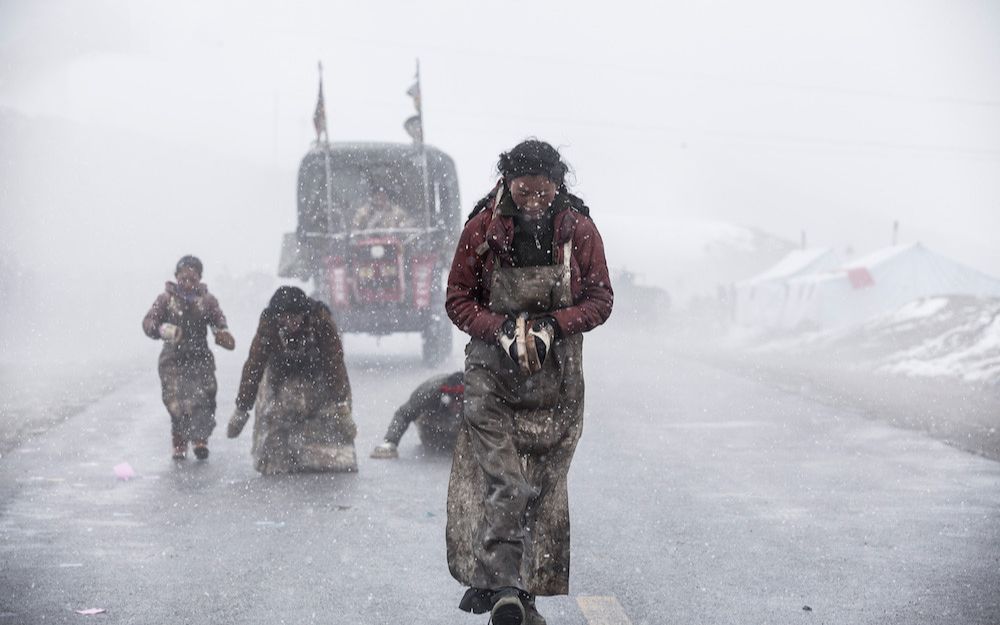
[228,286,357,474]
[142,255,236,461]
[352,186,414,230]
[370,371,464,459]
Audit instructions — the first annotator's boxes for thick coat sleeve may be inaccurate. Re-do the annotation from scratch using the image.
[551,220,614,336]
[142,293,170,339]
[235,312,272,411]
[382,392,423,445]
[383,378,446,444]
[317,309,352,407]
[204,293,229,330]
[445,221,507,342]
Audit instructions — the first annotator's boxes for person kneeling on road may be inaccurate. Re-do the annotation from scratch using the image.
[228,286,357,474]
[370,371,464,459]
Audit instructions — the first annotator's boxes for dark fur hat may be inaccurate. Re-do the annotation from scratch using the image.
[267,286,311,314]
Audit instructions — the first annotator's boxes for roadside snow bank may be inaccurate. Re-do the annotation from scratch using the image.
[876,298,1000,383]
[732,296,1000,385]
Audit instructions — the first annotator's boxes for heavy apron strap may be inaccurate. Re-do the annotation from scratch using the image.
[561,240,571,296]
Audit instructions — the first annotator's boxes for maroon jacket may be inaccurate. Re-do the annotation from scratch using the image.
[235,302,351,412]
[142,282,228,346]
[446,185,614,342]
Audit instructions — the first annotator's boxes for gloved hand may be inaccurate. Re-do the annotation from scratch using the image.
[159,323,182,343]
[525,316,557,373]
[227,408,250,438]
[214,329,236,350]
[370,442,399,459]
[497,317,521,365]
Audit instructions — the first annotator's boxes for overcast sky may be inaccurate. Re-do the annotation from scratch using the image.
[2,0,1000,276]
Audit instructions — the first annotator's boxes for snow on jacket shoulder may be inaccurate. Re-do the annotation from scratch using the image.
[141,282,227,339]
[445,187,614,342]
[234,301,351,412]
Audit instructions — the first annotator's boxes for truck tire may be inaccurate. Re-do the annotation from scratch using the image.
[422,313,453,366]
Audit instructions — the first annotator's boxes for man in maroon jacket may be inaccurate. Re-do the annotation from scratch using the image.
[444,140,613,625]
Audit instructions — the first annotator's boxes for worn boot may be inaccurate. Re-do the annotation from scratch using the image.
[171,433,188,460]
[490,588,525,625]
[524,596,547,625]
[192,440,209,460]
[457,588,492,614]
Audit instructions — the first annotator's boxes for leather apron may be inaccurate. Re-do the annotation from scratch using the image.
[446,239,585,596]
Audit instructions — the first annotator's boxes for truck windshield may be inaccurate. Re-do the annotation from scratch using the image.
[299,159,426,234]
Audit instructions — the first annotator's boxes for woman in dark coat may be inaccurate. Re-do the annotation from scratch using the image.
[227,286,356,474]
[445,140,613,625]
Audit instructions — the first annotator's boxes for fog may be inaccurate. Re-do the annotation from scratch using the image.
[3,3,999,322]
[2,3,1000,622]
[1,1,998,397]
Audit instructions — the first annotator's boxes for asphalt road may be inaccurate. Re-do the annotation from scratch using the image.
[1,326,998,625]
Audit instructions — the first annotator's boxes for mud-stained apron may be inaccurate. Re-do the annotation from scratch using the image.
[251,333,357,475]
[415,412,461,453]
[446,241,584,596]
[158,295,218,441]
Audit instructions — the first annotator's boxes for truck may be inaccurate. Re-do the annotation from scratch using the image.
[278,141,461,365]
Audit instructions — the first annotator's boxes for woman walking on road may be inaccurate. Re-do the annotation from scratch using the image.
[142,255,235,460]
[445,140,614,625]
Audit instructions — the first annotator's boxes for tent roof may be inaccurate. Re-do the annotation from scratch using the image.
[738,247,836,287]
[789,242,1000,290]
[845,242,918,270]
[789,243,917,286]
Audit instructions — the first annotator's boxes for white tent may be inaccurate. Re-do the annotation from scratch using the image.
[781,243,1000,330]
[734,247,840,328]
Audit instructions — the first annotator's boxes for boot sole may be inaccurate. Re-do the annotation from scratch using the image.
[491,597,524,625]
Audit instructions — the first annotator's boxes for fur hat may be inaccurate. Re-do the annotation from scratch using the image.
[268,286,311,314]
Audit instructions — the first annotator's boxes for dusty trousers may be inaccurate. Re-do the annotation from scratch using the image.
[447,245,585,596]
[158,348,217,442]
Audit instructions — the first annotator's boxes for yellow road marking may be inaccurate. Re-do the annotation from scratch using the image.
[576,595,633,625]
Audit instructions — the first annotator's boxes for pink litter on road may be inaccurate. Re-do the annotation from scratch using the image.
[113,463,135,480]
[74,608,107,615]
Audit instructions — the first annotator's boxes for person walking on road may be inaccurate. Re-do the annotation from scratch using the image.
[228,286,357,474]
[142,255,235,460]
[444,140,613,625]
[370,371,464,459]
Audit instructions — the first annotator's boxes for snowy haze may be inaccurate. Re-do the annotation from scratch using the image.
[2,0,1000,361]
